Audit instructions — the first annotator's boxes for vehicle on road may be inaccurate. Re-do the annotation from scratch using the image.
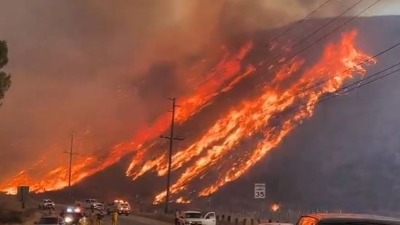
[62,206,86,225]
[75,199,104,211]
[38,199,55,210]
[178,211,216,225]
[296,213,400,225]
[106,199,131,216]
[34,215,64,225]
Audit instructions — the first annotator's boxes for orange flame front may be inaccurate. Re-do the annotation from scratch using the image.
[0,42,254,194]
[151,30,374,203]
[0,30,375,204]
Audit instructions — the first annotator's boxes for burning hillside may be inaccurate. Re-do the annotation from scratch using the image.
[3,1,400,208]
[0,28,375,203]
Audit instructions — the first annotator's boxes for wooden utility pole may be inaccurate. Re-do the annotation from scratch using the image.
[68,132,74,187]
[161,97,183,214]
[63,132,80,197]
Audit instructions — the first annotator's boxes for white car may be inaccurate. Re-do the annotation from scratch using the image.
[38,199,55,210]
[178,211,216,225]
[75,199,104,210]
[34,216,64,225]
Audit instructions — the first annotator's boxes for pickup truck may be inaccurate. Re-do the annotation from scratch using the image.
[178,211,216,225]
[75,199,104,211]
[38,199,55,210]
[106,200,131,216]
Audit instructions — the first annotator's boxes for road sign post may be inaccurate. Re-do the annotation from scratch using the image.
[16,186,29,218]
[254,183,266,199]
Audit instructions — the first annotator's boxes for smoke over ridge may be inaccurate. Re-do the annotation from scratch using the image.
[0,0,393,191]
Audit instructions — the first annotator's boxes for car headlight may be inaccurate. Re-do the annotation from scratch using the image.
[65,216,73,223]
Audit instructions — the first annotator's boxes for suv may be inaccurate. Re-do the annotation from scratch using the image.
[38,199,55,210]
[75,199,104,211]
[106,200,131,216]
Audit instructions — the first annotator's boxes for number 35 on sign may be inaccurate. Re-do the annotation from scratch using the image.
[254,183,266,199]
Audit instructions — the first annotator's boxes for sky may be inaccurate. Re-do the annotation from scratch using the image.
[0,0,399,182]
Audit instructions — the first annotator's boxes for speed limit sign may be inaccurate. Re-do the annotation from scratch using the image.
[254,183,266,199]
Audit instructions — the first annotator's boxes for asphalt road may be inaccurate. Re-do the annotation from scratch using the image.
[118,214,172,225]
[36,208,172,225]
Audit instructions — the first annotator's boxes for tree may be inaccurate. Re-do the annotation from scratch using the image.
[0,40,11,107]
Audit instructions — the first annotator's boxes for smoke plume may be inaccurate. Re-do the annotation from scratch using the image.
[0,0,368,182]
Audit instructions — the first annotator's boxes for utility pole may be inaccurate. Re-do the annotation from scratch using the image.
[63,132,80,197]
[68,132,74,188]
[161,97,184,214]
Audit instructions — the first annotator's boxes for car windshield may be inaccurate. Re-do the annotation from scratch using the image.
[43,200,52,203]
[38,217,59,224]
[121,203,129,207]
[185,213,202,218]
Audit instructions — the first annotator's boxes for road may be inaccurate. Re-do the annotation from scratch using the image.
[118,215,172,225]
[36,208,172,225]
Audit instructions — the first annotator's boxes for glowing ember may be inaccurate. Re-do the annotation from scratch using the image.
[271,204,280,212]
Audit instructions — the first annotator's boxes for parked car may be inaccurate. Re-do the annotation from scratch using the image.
[178,211,216,225]
[38,199,55,210]
[75,199,104,211]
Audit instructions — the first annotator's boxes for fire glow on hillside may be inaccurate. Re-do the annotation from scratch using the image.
[0,30,375,204]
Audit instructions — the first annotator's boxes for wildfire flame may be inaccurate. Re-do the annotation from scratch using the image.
[0,30,375,204]
[150,30,374,203]
[0,42,254,194]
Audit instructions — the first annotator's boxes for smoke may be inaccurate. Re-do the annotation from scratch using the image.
[0,0,348,181]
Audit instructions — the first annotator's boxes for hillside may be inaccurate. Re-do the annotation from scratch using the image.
[35,15,400,214]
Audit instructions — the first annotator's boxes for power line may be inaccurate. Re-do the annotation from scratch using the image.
[282,61,400,115]
[198,0,332,89]
[319,63,400,103]
[288,0,363,51]
[262,0,394,111]
[268,0,332,44]
[285,0,380,64]
[265,0,365,66]
[300,23,399,93]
